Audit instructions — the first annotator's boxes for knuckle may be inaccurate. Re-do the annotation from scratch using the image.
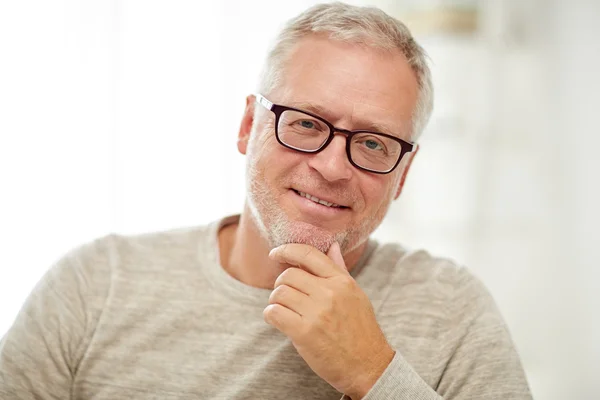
[297,322,313,339]
[263,304,280,323]
[323,287,336,302]
[334,275,355,290]
[289,267,306,281]
[277,268,295,285]
[341,275,355,289]
[275,270,290,287]
[319,289,336,312]
[270,284,290,302]
[273,273,284,288]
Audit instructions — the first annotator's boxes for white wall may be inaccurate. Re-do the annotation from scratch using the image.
[1,1,598,398]
[0,0,115,332]
[550,1,600,397]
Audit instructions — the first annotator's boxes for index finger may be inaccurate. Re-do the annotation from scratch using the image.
[269,243,342,278]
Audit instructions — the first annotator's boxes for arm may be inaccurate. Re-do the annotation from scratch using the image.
[0,238,112,399]
[346,270,532,400]
[341,352,443,400]
[266,243,531,399]
[434,271,532,399]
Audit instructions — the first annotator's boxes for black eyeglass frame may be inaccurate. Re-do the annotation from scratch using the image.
[256,94,416,174]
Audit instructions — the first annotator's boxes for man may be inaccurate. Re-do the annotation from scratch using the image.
[0,2,531,399]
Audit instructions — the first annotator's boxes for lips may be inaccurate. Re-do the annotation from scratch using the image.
[292,189,349,209]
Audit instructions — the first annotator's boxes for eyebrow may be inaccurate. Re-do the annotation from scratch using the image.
[291,101,402,136]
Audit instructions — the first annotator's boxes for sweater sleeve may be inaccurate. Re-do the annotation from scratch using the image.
[341,352,443,400]
[343,268,532,400]
[433,270,532,399]
[0,237,113,400]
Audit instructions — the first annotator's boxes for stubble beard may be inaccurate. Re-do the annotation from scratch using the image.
[245,143,392,254]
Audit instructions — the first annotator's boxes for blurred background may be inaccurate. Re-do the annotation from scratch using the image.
[0,0,598,398]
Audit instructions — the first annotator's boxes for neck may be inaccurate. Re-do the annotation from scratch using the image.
[218,204,368,289]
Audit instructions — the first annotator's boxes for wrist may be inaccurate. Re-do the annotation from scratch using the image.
[347,346,395,400]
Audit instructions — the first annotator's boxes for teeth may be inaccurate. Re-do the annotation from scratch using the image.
[318,199,332,207]
[297,191,340,208]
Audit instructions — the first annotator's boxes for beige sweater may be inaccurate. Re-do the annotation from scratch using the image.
[0,215,531,399]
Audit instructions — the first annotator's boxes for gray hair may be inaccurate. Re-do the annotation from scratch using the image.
[257,2,434,141]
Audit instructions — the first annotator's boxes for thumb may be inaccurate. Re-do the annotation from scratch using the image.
[326,241,348,273]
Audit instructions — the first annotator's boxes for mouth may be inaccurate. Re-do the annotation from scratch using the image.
[291,189,349,209]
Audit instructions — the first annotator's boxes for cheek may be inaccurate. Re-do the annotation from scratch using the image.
[358,175,397,212]
[248,127,277,163]
[249,130,299,179]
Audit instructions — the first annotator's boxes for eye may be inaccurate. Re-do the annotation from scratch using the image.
[356,136,387,153]
[297,119,318,129]
[364,139,382,150]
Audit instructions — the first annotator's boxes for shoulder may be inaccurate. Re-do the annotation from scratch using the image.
[368,242,480,293]
[106,223,213,269]
[368,242,514,356]
[61,222,215,276]
[367,242,495,319]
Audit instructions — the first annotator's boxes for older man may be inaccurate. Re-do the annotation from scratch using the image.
[0,2,531,400]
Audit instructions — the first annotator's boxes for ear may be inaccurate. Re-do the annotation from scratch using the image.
[237,95,256,155]
[394,144,419,200]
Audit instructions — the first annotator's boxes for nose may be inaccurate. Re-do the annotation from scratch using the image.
[306,134,353,182]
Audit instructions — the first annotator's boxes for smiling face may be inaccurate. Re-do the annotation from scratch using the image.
[238,35,419,254]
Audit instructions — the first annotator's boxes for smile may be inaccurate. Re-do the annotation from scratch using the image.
[292,189,346,208]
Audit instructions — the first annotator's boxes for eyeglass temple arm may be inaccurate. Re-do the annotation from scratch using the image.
[255,94,274,111]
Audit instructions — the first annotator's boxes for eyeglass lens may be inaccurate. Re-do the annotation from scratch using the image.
[277,109,402,172]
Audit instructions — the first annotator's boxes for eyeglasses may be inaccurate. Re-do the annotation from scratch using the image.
[255,94,415,174]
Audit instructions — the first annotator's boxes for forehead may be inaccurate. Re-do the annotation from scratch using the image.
[273,35,419,138]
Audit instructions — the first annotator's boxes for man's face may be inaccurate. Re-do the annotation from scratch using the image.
[239,35,419,254]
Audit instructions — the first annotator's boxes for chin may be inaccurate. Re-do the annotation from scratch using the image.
[265,213,332,250]
[274,220,337,253]
[246,180,355,253]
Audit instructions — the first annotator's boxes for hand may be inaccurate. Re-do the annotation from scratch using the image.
[264,242,395,399]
